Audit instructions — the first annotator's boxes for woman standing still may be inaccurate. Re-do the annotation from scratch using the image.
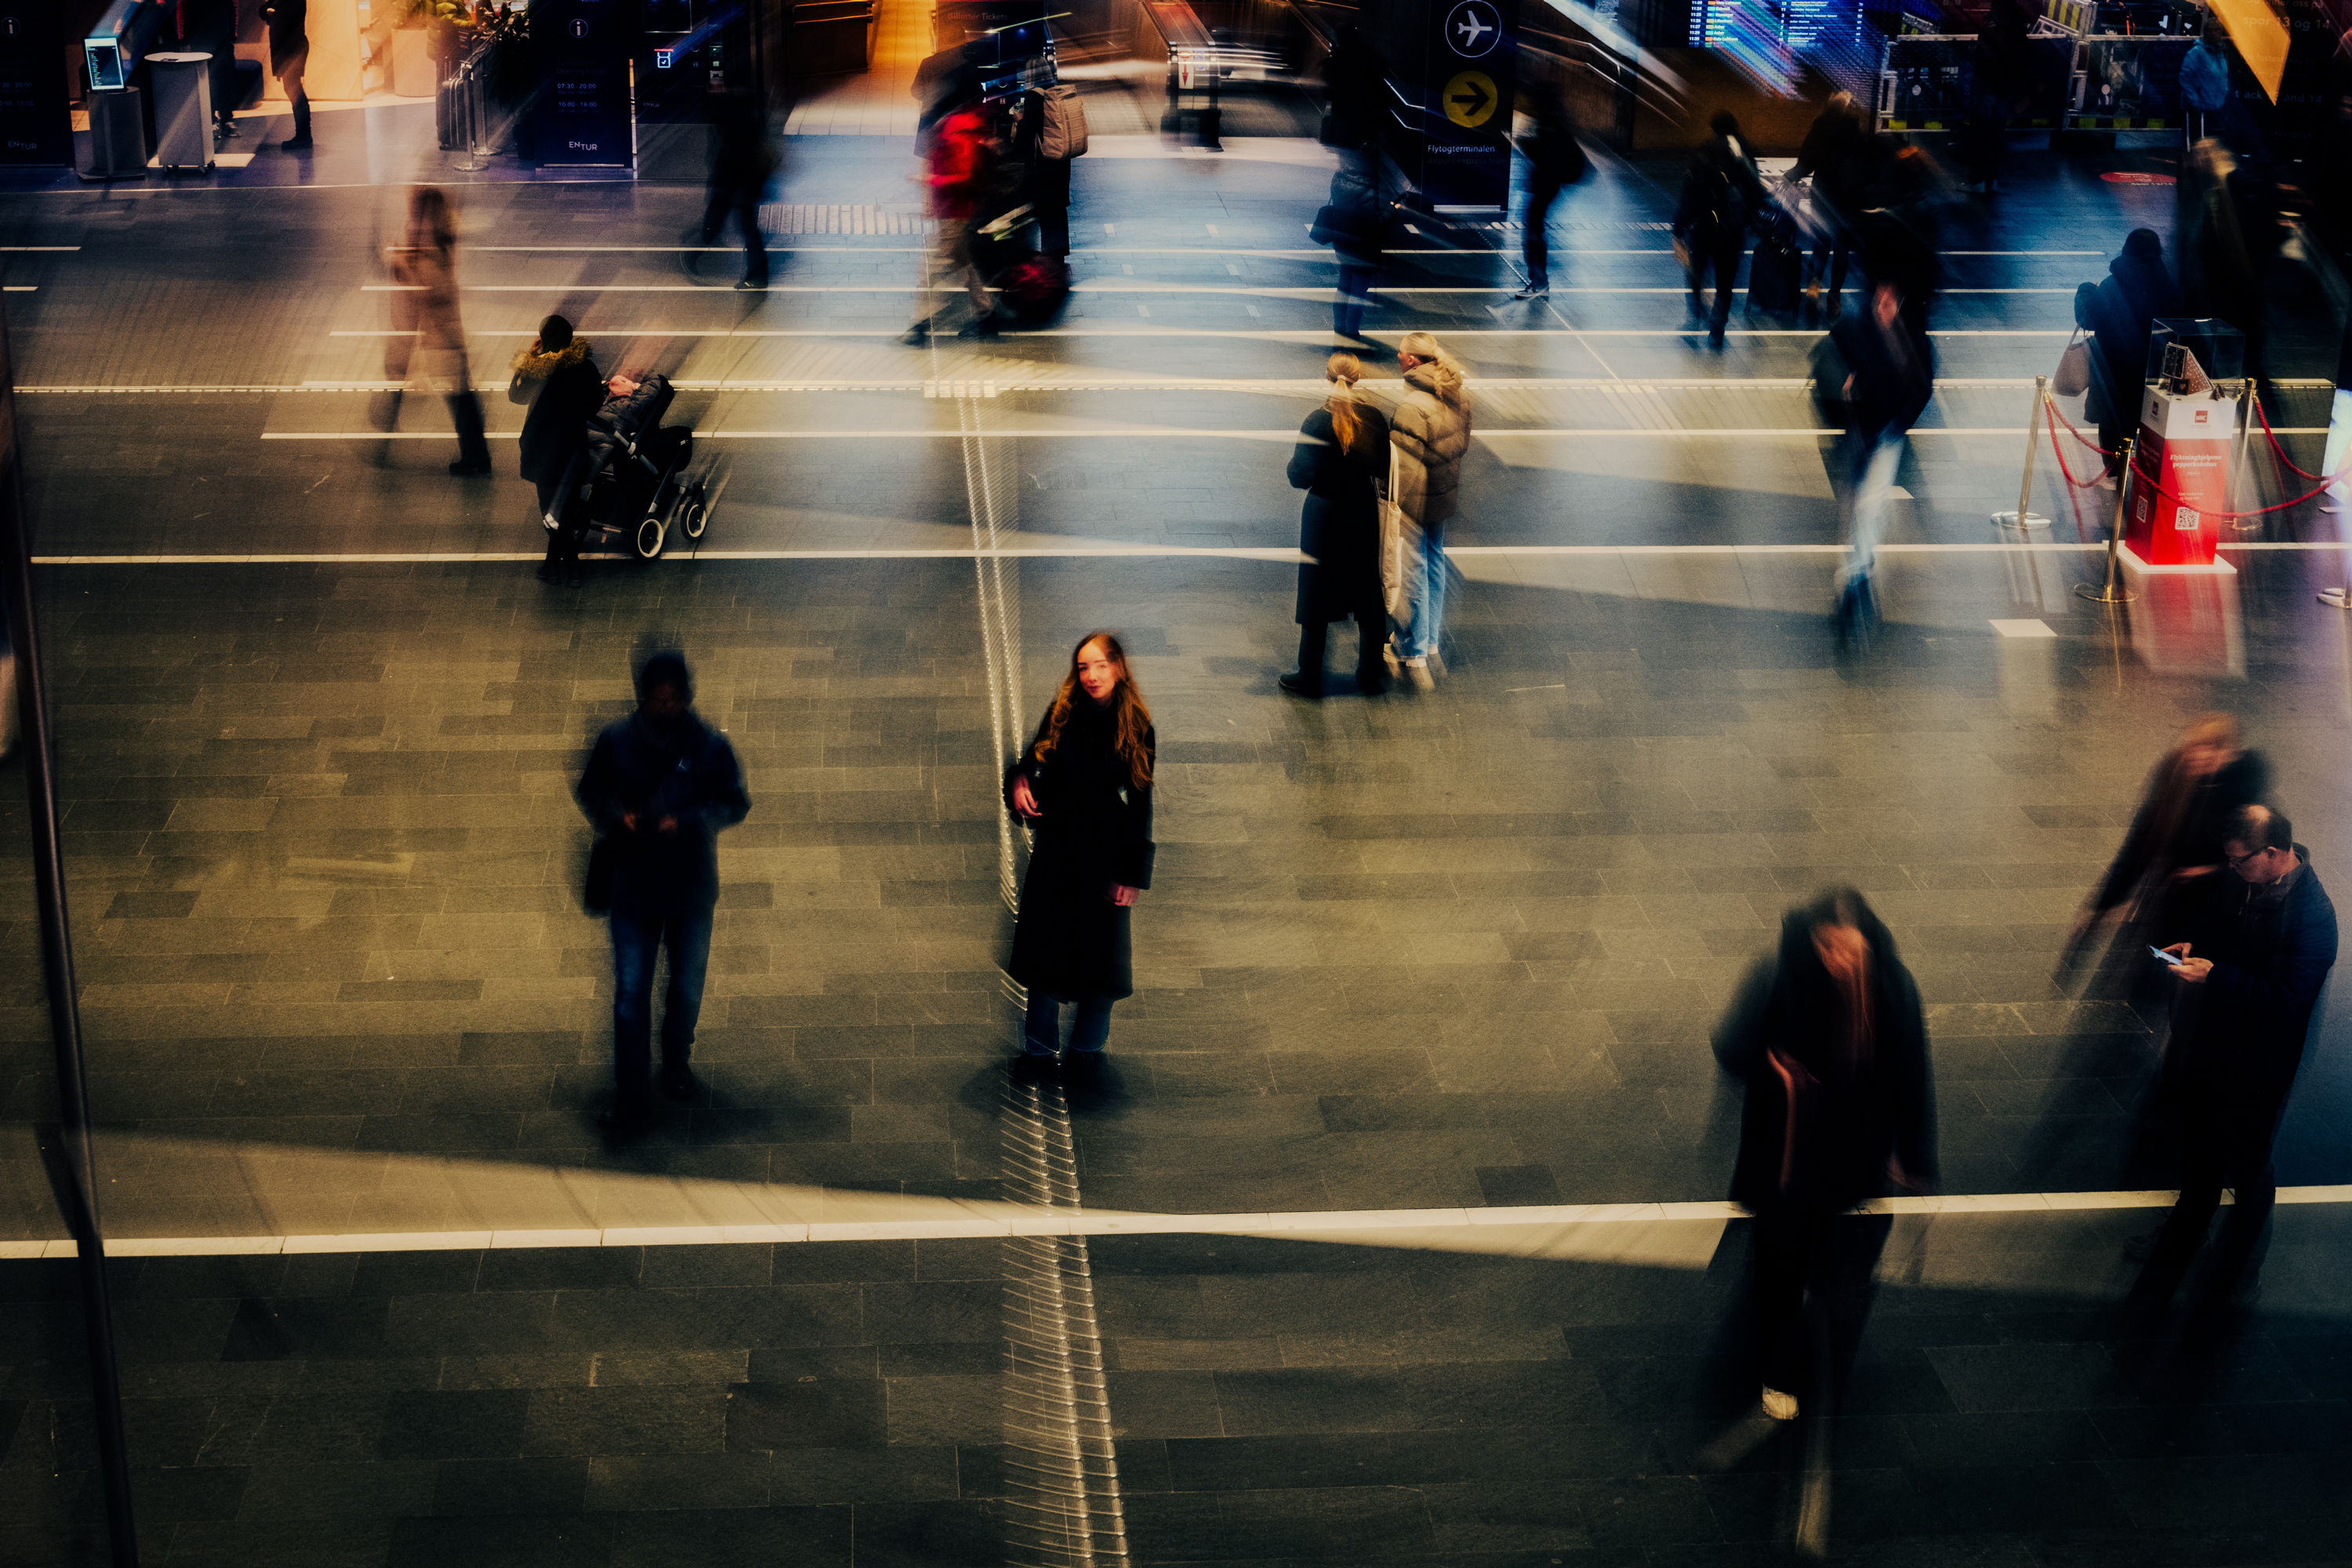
[509,315,604,584]
[1282,354,1391,698]
[1006,633,1156,1072]
[389,187,493,477]
[1389,331,1472,686]
[1713,888,1935,1423]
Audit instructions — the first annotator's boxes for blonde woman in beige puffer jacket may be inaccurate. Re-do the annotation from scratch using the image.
[1388,331,1472,682]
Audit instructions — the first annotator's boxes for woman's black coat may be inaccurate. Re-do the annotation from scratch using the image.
[1712,909,1936,1214]
[1287,401,1391,625]
[1004,699,1155,1000]
[510,347,606,485]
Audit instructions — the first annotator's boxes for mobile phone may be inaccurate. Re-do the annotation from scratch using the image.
[2149,946,2185,967]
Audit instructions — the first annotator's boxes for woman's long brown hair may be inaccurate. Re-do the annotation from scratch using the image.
[1033,631,1153,789]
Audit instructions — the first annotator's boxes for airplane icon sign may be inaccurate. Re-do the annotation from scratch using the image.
[1445,0,1501,56]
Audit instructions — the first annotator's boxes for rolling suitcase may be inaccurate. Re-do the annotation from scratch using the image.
[1747,222,1803,316]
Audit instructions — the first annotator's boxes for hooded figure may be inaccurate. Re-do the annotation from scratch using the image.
[2078,229,2183,465]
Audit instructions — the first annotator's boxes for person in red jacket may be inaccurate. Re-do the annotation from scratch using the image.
[907,96,998,342]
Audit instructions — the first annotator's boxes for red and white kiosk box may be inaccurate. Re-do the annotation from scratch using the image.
[2124,381,2236,567]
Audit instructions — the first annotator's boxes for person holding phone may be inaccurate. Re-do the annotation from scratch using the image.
[2136,805,2337,1310]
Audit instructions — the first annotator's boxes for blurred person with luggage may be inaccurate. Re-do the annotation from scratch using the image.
[1714,888,1936,1422]
[695,91,776,292]
[509,314,604,586]
[1512,87,1588,301]
[906,78,1000,342]
[1005,633,1156,1077]
[386,187,492,477]
[2063,713,2270,1004]
[1388,332,1472,686]
[1316,153,1386,348]
[1811,279,1933,643]
[1281,353,1392,699]
[1674,111,1767,349]
[2074,228,2181,481]
[2136,805,2338,1313]
[261,0,310,151]
[575,652,751,1137]
[1016,80,1087,259]
[1788,91,1866,312]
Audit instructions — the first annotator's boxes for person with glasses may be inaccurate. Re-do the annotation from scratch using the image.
[2136,804,2338,1313]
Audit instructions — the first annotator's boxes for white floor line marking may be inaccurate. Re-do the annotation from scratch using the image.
[8,1187,2336,1258]
[251,426,2330,441]
[322,327,2077,340]
[359,282,2085,298]
[33,542,2350,566]
[26,377,2328,396]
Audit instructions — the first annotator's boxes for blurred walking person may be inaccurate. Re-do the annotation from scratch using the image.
[1388,332,1471,685]
[509,314,603,585]
[1513,86,1587,300]
[2139,806,2338,1312]
[261,0,309,151]
[2180,23,2233,150]
[1316,154,1385,348]
[1674,111,1765,349]
[1788,92,1865,312]
[2177,140,2281,394]
[1714,888,1935,1422]
[698,92,775,291]
[907,82,997,343]
[1282,354,1392,698]
[575,652,751,1136]
[1005,633,1156,1075]
[387,187,493,477]
[2075,229,2181,481]
[2063,713,2267,1000]
[1812,280,1932,643]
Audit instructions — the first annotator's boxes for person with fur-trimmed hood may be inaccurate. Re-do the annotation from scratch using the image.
[509,314,603,583]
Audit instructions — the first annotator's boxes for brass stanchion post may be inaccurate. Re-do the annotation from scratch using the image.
[1993,375,2049,532]
[2076,435,2137,604]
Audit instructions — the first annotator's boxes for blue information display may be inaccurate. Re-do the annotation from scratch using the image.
[0,6,71,165]
[532,0,634,167]
[1421,0,1515,210]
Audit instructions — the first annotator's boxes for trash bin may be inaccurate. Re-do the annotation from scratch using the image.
[82,88,148,180]
[147,51,215,172]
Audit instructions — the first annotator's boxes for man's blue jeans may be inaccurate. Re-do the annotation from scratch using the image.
[1399,518,1448,661]
[612,902,713,1113]
[1335,264,1376,337]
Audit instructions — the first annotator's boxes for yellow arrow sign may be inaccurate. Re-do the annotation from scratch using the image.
[1443,70,1498,130]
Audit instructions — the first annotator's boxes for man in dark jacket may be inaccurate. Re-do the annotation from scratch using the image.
[260,0,309,151]
[699,92,774,291]
[2143,805,2339,1305]
[1513,87,1585,300]
[1816,280,1933,635]
[1674,111,1766,348]
[2079,229,2182,470]
[1788,92,1864,310]
[508,315,604,583]
[576,652,751,1133]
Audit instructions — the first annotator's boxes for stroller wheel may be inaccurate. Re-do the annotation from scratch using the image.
[681,489,710,541]
[633,517,666,560]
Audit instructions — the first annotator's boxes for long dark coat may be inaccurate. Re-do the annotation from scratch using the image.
[1287,401,1389,625]
[1005,699,1155,1001]
[509,342,605,486]
[1713,907,1936,1215]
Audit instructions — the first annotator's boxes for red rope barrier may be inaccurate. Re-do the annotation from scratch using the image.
[2045,409,2110,491]
[2043,394,2117,458]
[2126,460,2343,521]
[2252,394,2328,482]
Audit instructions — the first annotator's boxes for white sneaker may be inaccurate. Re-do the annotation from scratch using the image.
[1405,657,1435,691]
[1762,1386,1798,1421]
[1427,648,1446,679]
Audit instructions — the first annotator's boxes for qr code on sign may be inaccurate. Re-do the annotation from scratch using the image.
[2176,508,2201,530]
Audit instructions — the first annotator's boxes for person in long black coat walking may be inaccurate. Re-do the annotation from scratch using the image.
[1006,633,1156,1069]
[1713,887,1936,1422]
[1282,353,1391,698]
[509,314,604,584]
[698,91,775,290]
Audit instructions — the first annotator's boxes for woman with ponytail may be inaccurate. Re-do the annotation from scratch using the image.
[1282,353,1392,697]
[1004,633,1156,1069]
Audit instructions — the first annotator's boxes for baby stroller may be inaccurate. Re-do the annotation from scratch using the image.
[561,375,713,561]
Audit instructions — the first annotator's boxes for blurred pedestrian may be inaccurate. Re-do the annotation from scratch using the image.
[1788,91,1865,312]
[1017,80,1087,257]
[509,314,603,585]
[2139,806,2338,1311]
[2076,229,2182,478]
[2064,714,2270,997]
[1674,111,1766,349]
[1316,154,1385,347]
[2178,140,2281,392]
[1388,332,1470,686]
[1713,888,1935,1422]
[1005,633,1156,1074]
[699,91,775,292]
[1319,23,1383,161]
[907,82,998,343]
[1812,280,1932,641]
[1857,143,1947,336]
[1513,85,1587,300]
[575,652,751,1135]
[1962,0,2032,194]
[261,0,309,151]
[387,187,493,477]
[2180,23,2233,150]
[1282,354,1392,698]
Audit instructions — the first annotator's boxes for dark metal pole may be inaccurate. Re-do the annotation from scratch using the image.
[0,303,140,1566]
